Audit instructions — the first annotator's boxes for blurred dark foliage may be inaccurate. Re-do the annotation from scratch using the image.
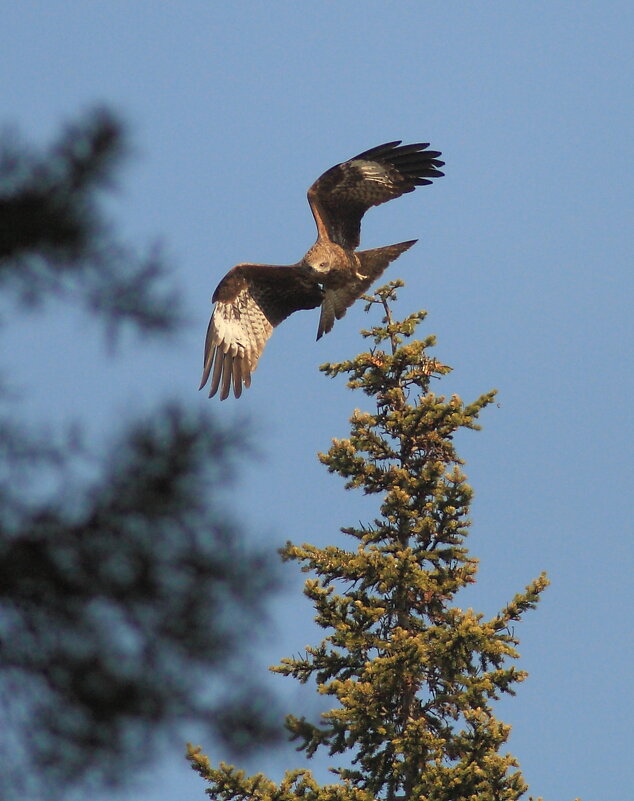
[0,110,280,798]
[0,107,181,336]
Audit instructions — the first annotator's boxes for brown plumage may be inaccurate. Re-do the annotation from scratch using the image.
[200,141,444,399]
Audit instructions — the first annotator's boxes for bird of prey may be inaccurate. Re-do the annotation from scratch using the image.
[200,140,444,399]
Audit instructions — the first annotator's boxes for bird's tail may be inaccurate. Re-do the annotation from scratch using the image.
[357,239,417,283]
[317,239,417,339]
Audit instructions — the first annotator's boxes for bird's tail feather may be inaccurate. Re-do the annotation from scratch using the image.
[357,239,417,280]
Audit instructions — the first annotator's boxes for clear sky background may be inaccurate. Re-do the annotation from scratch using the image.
[2,3,633,800]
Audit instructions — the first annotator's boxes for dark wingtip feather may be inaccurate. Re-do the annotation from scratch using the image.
[219,352,232,401]
[232,357,243,399]
[351,140,403,160]
[199,365,211,391]
[209,347,224,398]
[199,318,215,390]
[389,142,431,155]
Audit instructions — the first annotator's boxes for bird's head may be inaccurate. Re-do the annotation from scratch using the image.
[302,253,330,275]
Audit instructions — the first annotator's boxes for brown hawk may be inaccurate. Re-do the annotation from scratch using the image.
[200,141,444,399]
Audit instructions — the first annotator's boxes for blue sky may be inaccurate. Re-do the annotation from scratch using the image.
[2,3,633,800]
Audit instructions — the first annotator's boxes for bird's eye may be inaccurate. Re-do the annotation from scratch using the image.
[320,262,327,268]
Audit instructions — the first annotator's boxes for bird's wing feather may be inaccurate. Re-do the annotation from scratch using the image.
[307,141,444,249]
[316,240,417,339]
[200,264,323,399]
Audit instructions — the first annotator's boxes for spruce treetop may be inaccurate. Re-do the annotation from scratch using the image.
[189,281,551,801]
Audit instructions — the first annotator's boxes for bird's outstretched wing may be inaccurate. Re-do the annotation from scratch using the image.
[199,264,323,400]
[317,240,417,339]
[307,141,444,250]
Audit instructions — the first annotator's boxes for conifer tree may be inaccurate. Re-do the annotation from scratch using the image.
[189,280,550,801]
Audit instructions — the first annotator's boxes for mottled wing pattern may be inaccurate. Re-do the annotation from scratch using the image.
[200,265,323,400]
[317,240,417,339]
[307,141,444,249]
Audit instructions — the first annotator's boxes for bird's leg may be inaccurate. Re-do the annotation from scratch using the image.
[352,252,368,280]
